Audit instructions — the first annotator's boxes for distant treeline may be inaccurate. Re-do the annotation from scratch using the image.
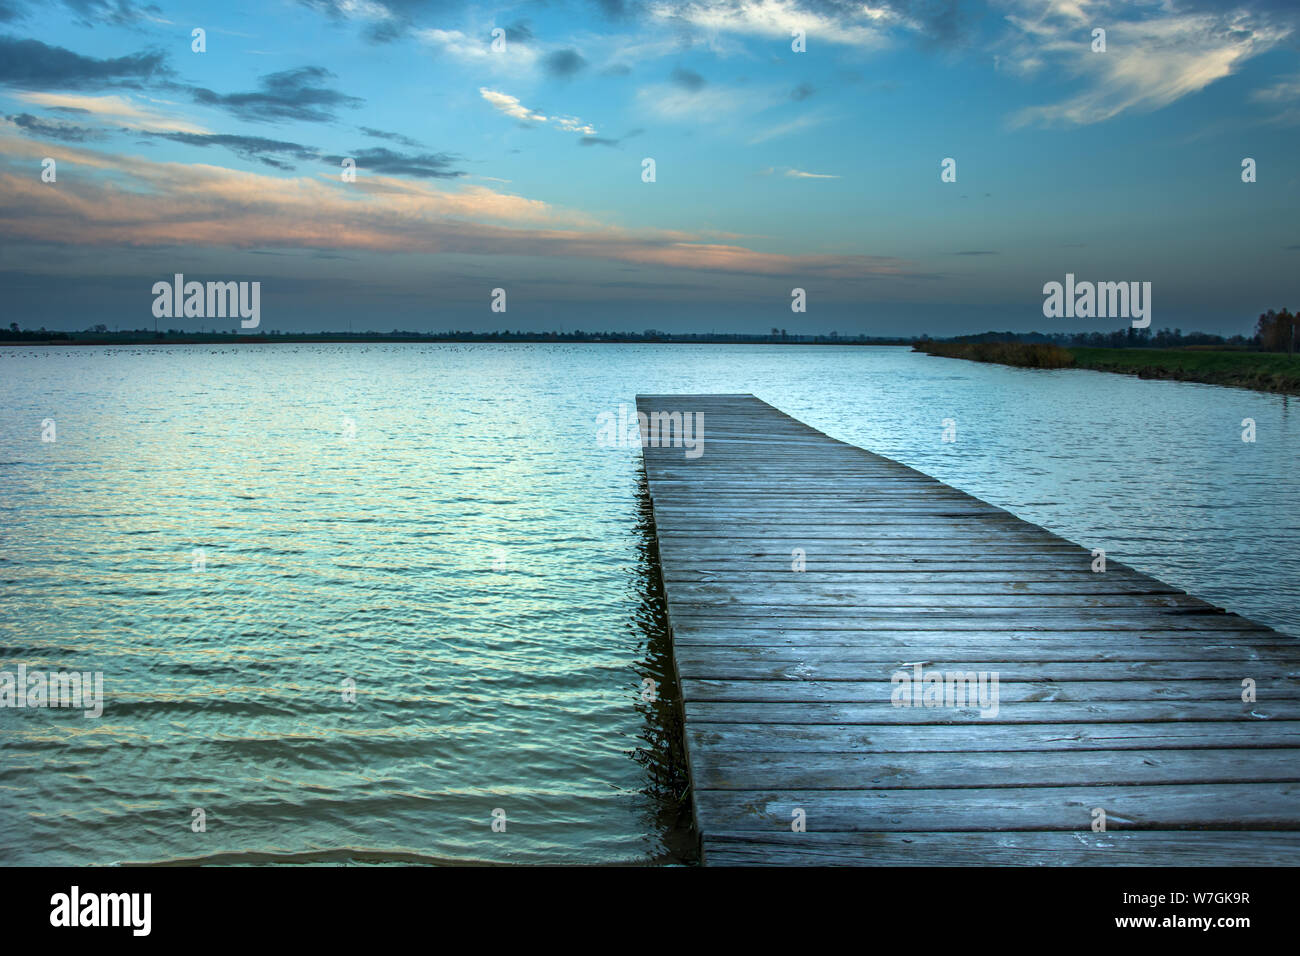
[0,323,909,346]
[2,315,1294,349]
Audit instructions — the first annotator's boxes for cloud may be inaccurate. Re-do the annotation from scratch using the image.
[0,35,170,90]
[59,0,167,27]
[1250,72,1300,123]
[480,87,548,123]
[647,0,900,47]
[580,126,644,146]
[746,110,826,143]
[328,146,464,178]
[1251,74,1300,102]
[480,88,598,135]
[4,112,108,142]
[13,91,207,133]
[1000,0,1291,126]
[503,21,533,43]
[0,133,920,281]
[188,67,363,123]
[670,66,706,91]
[760,165,837,178]
[592,0,632,18]
[359,126,424,148]
[639,82,745,120]
[790,81,814,100]
[417,27,541,72]
[137,131,322,170]
[543,48,587,78]
[296,0,410,42]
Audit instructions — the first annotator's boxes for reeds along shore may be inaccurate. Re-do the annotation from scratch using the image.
[913,341,1300,395]
[914,341,1075,368]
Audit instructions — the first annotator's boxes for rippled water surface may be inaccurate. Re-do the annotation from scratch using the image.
[2,344,1298,864]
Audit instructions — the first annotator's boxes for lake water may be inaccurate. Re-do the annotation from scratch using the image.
[2,343,1297,865]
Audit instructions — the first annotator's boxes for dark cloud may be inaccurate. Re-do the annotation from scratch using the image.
[601,63,632,77]
[6,112,108,141]
[503,21,533,43]
[543,48,587,79]
[359,126,424,148]
[137,131,322,170]
[295,0,438,43]
[791,81,815,101]
[579,127,642,147]
[591,0,634,20]
[670,66,705,91]
[884,0,971,47]
[60,0,164,27]
[188,67,363,123]
[0,0,26,22]
[0,36,169,90]
[953,250,998,256]
[325,147,464,179]
[363,19,406,44]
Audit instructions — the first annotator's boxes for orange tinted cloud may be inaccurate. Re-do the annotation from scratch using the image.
[0,134,913,279]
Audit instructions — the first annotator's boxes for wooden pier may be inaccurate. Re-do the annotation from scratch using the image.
[637,394,1300,866]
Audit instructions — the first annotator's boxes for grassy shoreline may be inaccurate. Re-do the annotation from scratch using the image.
[914,341,1300,395]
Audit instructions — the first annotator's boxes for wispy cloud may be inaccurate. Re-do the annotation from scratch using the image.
[758,164,838,178]
[479,87,548,123]
[479,87,598,135]
[3,111,108,142]
[0,132,918,280]
[647,0,900,47]
[746,110,826,143]
[13,91,207,133]
[1250,72,1300,124]
[1001,0,1290,127]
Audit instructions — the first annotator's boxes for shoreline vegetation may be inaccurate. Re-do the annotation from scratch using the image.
[914,341,1300,395]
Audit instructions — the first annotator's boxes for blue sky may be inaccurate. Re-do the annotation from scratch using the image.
[1,0,1298,335]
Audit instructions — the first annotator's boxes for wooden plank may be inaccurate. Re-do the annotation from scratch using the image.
[674,656,1300,681]
[701,831,1300,866]
[683,700,1299,724]
[694,783,1300,832]
[636,394,1300,866]
[686,721,1300,753]
[693,749,1300,790]
[684,678,1300,703]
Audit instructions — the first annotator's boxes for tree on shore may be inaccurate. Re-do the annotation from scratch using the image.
[1256,309,1297,354]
